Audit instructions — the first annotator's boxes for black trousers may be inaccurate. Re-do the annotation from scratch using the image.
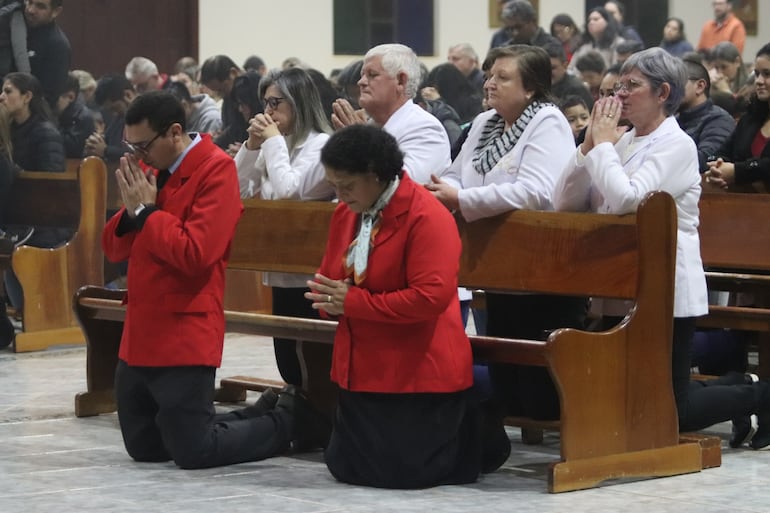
[271,286,318,386]
[115,360,289,469]
[324,388,485,489]
[485,293,587,420]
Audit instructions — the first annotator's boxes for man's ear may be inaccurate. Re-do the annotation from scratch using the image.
[123,89,137,104]
[695,78,708,96]
[396,71,408,93]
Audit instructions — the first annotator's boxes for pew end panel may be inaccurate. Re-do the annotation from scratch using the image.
[11,157,107,352]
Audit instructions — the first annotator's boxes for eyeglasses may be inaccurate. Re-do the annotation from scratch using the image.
[123,128,166,155]
[263,96,285,110]
[613,79,646,94]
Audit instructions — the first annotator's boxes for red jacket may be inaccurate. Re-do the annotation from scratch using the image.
[103,135,243,367]
[318,173,473,393]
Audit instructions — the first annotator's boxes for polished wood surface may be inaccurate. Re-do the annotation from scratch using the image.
[10,157,107,352]
[697,192,770,376]
[73,192,713,492]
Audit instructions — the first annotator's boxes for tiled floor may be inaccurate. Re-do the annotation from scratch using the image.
[1,334,769,513]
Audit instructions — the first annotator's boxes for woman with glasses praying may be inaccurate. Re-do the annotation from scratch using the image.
[706,43,770,191]
[554,47,770,449]
[233,67,334,391]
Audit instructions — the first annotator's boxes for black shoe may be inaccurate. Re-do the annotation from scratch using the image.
[231,388,279,420]
[730,373,759,448]
[275,385,332,453]
[0,314,13,349]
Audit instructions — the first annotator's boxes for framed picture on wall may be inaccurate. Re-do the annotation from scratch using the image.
[488,0,539,28]
[736,0,757,35]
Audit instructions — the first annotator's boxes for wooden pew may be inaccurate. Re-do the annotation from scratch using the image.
[73,191,716,493]
[697,192,770,377]
[5,156,106,352]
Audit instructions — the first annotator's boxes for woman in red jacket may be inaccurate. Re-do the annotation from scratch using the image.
[305,125,509,488]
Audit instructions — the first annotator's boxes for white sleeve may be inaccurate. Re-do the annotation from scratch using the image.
[233,143,262,199]
[398,118,451,184]
[553,146,593,212]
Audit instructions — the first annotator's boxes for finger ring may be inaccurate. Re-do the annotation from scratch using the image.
[607,114,614,118]
[327,295,332,303]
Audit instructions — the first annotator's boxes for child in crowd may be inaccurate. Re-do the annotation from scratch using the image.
[560,95,590,143]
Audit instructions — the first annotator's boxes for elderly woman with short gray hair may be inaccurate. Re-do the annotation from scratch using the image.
[554,47,770,449]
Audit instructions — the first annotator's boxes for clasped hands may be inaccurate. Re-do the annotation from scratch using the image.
[305,273,350,316]
[703,158,734,189]
[115,154,157,217]
[245,113,282,150]
[580,97,628,154]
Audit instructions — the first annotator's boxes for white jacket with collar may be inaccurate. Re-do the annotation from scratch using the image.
[382,100,451,183]
[442,105,574,222]
[553,116,708,318]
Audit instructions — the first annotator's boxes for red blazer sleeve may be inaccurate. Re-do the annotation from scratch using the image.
[102,208,137,263]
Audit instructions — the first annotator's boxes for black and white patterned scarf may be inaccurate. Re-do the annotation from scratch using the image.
[472,101,552,175]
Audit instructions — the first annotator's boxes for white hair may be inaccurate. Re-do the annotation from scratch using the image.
[449,43,479,64]
[125,56,159,81]
[364,43,421,99]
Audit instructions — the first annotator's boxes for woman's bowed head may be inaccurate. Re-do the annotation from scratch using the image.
[305,124,404,315]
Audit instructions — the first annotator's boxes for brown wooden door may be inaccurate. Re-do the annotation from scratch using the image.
[56,0,198,77]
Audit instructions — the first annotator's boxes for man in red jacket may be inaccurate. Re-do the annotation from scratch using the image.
[103,91,318,468]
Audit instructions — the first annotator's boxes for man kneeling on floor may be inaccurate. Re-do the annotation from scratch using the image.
[103,91,326,468]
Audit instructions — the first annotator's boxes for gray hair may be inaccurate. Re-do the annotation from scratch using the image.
[501,0,535,22]
[258,67,332,153]
[125,56,158,81]
[449,43,479,63]
[621,47,686,116]
[364,43,421,99]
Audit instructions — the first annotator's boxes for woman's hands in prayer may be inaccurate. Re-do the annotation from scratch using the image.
[245,113,281,150]
[425,175,460,211]
[305,273,351,316]
[580,97,627,154]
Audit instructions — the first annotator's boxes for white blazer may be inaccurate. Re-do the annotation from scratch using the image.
[553,116,708,318]
[442,105,575,222]
[382,100,451,183]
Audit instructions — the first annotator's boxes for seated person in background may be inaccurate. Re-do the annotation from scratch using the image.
[170,64,200,97]
[0,105,15,348]
[304,68,339,124]
[124,56,169,94]
[615,39,644,66]
[2,72,63,171]
[660,17,694,58]
[233,67,334,388]
[706,43,770,190]
[569,7,625,74]
[420,62,483,125]
[560,95,590,143]
[497,0,560,49]
[199,55,249,153]
[242,55,267,76]
[709,41,749,96]
[546,41,594,109]
[677,59,735,172]
[56,71,95,158]
[331,43,450,183]
[84,74,135,162]
[554,47,770,450]
[447,43,485,94]
[71,69,97,108]
[574,50,607,102]
[550,13,582,63]
[167,80,221,135]
[604,0,642,44]
[333,59,363,109]
[308,124,509,488]
[415,88,463,148]
[105,91,321,469]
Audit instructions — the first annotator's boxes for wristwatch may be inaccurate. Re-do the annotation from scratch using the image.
[133,203,146,217]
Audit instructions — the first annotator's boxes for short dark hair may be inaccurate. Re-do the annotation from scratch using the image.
[167,80,192,103]
[243,55,265,73]
[199,55,240,84]
[50,0,63,8]
[125,91,186,133]
[575,51,607,74]
[232,70,262,117]
[321,125,403,183]
[94,73,132,105]
[502,0,536,22]
[4,72,53,121]
[560,94,589,112]
[684,60,711,97]
[543,41,567,62]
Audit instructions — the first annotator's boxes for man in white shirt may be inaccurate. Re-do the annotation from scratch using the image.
[331,43,450,183]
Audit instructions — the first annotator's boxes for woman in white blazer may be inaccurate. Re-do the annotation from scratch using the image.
[234,67,334,388]
[428,45,587,428]
[554,47,770,450]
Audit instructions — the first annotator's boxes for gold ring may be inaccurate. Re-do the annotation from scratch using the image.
[607,114,614,118]
[327,295,332,303]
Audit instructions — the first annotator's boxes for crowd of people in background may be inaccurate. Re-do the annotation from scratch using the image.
[1,0,770,490]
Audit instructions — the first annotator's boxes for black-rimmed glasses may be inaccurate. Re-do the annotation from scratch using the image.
[123,128,166,155]
[263,96,285,110]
